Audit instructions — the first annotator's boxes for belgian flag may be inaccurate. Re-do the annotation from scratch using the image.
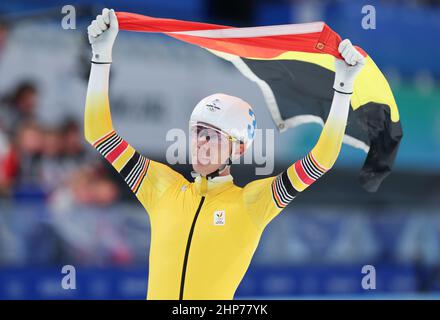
[116,12,403,192]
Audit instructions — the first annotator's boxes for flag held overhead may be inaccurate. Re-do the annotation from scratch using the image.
[116,12,403,192]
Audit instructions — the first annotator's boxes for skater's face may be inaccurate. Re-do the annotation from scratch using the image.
[190,123,233,176]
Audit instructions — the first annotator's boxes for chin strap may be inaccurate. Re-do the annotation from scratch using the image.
[205,157,232,179]
[196,141,241,179]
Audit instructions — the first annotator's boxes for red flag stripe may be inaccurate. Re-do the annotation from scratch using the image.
[115,12,370,60]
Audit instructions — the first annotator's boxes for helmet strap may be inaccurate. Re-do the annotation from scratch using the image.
[206,158,231,179]
[203,140,238,179]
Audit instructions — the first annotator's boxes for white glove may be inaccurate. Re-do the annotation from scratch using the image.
[333,39,365,94]
[87,8,118,63]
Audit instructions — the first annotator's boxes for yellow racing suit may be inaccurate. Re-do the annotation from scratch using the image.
[84,63,351,300]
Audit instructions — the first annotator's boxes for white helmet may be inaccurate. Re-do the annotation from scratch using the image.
[189,93,257,153]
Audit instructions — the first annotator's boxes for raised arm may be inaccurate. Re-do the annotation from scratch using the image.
[84,8,118,144]
[84,9,147,194]
[84,9,187,212]
[285,39,366,194]
[244,39,365,227]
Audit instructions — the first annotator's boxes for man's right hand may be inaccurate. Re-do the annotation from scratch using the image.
[87,8,118,63]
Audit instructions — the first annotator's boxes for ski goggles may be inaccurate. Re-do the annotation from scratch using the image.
[189,122,238,143]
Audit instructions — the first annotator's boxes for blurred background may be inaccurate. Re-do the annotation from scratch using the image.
[0,0,440,299]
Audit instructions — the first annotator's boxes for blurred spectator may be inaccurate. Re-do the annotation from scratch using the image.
[0,79,119,204]
[0,129,18,196]
[0,20,9,59]
[62,118,89,164]
[0,81,38,134]
[49,164,119,213]
[41,118,119,210]
[12,120,43,188]
[69,165,119,207]
[40,125,66,193]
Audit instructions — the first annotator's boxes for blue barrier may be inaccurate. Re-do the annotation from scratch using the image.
[0,264,428,299]
[1,202,440,299]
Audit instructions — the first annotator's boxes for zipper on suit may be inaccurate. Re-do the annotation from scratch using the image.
[179,196,205,300]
